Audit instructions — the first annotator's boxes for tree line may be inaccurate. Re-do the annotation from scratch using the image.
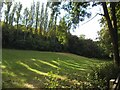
[1,1,111,58]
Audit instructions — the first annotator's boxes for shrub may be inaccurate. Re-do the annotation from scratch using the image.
[87,62,120,89]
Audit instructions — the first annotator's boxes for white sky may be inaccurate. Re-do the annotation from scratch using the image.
[2,0,103,40]
[71,5,103,40]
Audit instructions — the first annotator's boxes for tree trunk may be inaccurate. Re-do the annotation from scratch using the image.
[102,2,120,66]
[110,2,120,66]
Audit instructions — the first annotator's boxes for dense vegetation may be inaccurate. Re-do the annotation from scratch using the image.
[2,1,108,58]
[2,22,107,58]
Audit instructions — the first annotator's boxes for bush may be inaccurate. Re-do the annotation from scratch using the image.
[87,62,120,89]
[67,35,108,58]
[43,62,120,89]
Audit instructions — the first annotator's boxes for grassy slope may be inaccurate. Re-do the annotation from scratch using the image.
[2,49,110,88]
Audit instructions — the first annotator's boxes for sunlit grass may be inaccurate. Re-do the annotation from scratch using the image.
[2,49,111,88]
[37,60,59,69]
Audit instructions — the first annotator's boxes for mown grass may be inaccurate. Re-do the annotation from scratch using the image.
[2,49,111,88]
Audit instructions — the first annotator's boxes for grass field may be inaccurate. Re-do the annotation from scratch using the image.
[2,49,110,88]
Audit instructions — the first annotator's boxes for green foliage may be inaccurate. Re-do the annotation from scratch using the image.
[56,18,69,45]
[98,28,113,57]
[98,2,120,58]
[67,35,107,58]
[87,62,120,89]
[2,20,107,58]
[63,2,91,29]
[2,1,108,58]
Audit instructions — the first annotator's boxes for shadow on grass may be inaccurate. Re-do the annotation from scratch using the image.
[2,56,104,88]
[2,58,67,88]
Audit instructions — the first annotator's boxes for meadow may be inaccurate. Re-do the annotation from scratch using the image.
[2,49,110,88]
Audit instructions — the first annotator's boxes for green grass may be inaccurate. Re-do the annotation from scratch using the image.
[2,49,111,88]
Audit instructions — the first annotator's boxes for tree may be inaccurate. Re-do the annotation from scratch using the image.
[48,2,61,32]
[4,2,12,24]
[22,7,29,41]
[23,7,29,30]
[28,1,35,33]
[62,2,91,29]
[39,3,44,35]
[101,2,120,66]
[56,17,69,45]
[43,2,49,35]
[15,2,22,29]
[35,1,40,34]
[98,28,113,57]
[9,3,17,26]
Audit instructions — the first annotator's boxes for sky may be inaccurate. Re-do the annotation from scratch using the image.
[71,5,103,40]
[2,0,104,40]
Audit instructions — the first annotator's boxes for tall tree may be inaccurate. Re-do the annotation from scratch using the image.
[9,3,17,26]
[56,17,69,45]
[15,2,22,29]
[35,1,40,34]
[39,3,44,35]
[23,7,29,30]
[48,2,61,44]
[22,7,29,41]
[28,1,35,33]
[48,2,61,32]
[101,2,120,66]
[43,2,49,35]
[4,2,12,24]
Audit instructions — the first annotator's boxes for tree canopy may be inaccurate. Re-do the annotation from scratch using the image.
[2,1,120,62]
